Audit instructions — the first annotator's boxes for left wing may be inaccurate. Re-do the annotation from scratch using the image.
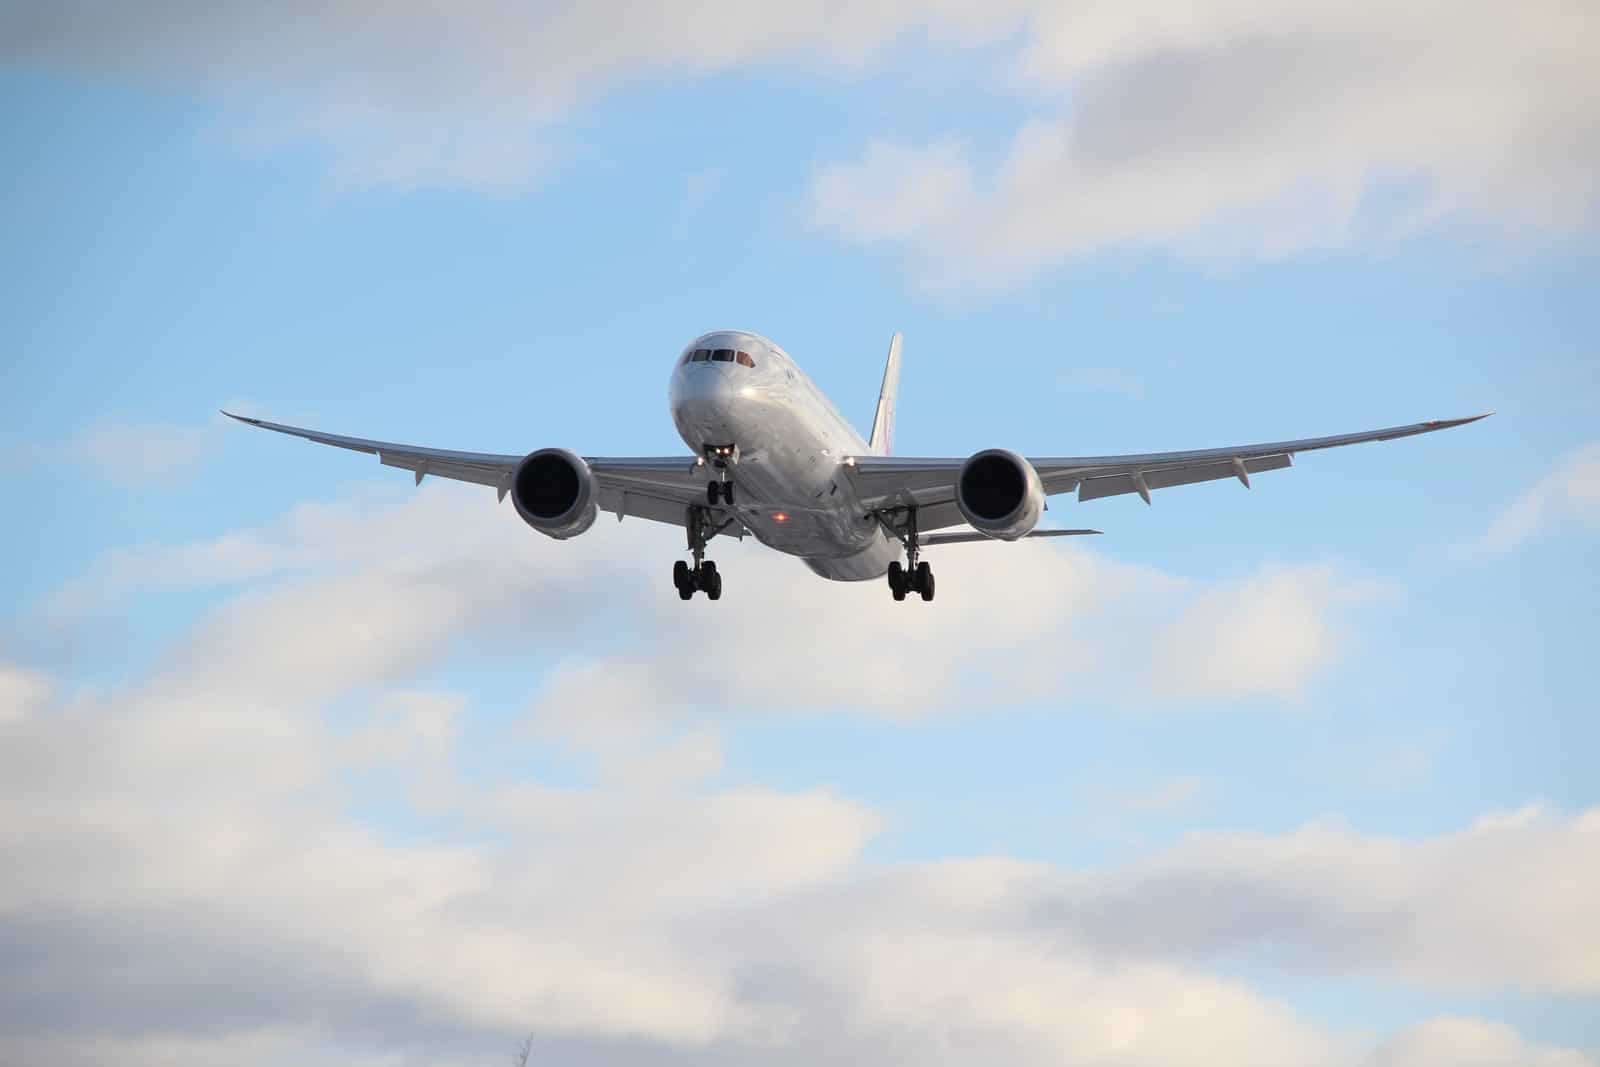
[221,411,734,534]
[845,413,1490,532]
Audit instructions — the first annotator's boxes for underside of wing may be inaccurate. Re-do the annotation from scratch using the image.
[222,411,735,535]
[844,412,1489,526]
[921,528,1101,546]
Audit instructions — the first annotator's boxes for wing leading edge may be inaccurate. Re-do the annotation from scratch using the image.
[845,412,1491,530]
[220,411,734,534]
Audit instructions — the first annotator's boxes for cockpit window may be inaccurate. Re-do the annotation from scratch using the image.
[691,348,711,362]
[712,348,734,362]
[736,351,755,367]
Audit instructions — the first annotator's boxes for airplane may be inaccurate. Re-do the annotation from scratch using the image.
[224,330,1488,603]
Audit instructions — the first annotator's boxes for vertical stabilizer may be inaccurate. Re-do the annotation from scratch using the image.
[869,332,902,456]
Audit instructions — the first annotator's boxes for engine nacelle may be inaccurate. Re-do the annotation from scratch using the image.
[955,449,1044,541]
[510,448,598,540]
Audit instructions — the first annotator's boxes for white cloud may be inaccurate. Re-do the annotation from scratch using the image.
[0,663,52,724]
[810,138,975,241]
[525,548,1381,738]
[7,631,1596,1065]
[1364,1017,1597,1067]
[342,689,464,765]
[67,419,213,486]
[8,0,1593,264]
[0,1,1017,192]
[2,486,1596,1064]
[1025,806,1600,994]
[808,2,1600,283]
[42,483,1377,723]
[1483,442,1600,551]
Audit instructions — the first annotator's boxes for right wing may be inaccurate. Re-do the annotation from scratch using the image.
[845,413,1490,531]
[222,411,740,536]
[921,528,1101,546]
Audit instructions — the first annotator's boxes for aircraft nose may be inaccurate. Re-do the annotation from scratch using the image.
[676,362,736,405]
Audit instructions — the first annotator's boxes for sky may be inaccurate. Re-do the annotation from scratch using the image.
[1,3,1597,1065]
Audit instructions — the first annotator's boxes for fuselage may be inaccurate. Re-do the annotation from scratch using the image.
[669,330,899,580]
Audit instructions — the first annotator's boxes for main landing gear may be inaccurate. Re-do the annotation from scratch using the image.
[674,506,724,601]
[885,505,935,602]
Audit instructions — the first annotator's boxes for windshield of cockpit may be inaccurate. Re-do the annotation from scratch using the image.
[682,346,756,367]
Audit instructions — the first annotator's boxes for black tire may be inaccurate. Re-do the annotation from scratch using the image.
[724,482,736,506]
[706,482,720,505]
[887,561,904,593]
[917,562,935,602]
[673,559,691,591]
[706,570,723,600]
[701,560,718,581]
[678,582,695,601]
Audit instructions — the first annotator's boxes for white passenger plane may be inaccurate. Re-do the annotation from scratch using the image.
[225,331,1488,602]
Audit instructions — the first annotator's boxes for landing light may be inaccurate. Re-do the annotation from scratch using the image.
[773,512,788,523]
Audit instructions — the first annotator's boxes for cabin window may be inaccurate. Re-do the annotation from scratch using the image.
[736,351,755,367]
[691,348,711,362]
[712,348,735,362]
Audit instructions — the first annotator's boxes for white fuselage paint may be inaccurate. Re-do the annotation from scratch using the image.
[669,330,900,581]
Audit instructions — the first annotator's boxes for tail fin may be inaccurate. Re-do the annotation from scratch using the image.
[869,332,902,456]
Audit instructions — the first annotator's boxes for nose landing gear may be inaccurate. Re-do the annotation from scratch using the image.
[703,443,738,507]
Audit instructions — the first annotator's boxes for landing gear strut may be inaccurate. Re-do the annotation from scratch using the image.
[674,506,724,601]
[885,505,935,602]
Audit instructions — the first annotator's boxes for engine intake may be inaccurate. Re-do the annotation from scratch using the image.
[956,449,1043,541]
[511,448,598,540]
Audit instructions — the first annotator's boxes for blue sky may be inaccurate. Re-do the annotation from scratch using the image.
[2,6,1597,1067]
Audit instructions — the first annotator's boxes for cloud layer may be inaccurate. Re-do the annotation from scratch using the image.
[6,1,1593,273]
[810,2,1599,282]
[3,485,1596,1065]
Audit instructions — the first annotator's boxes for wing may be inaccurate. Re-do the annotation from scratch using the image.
[845,413,1491,531]
[921,528,1101,546]
[222,411,736,535]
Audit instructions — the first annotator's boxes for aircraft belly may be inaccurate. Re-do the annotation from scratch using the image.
[673,359,886,572]
[736,427,883,564]
[803,534,899,581]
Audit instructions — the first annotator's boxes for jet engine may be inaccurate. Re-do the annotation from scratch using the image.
[510,448,598,540]
[955,448,1044,541]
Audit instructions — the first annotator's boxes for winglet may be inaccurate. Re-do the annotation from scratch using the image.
[868,332,902,456]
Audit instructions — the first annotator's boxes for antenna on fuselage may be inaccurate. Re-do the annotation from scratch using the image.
[869,332,902,456]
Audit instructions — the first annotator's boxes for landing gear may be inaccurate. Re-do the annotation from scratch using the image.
[887,561,907,601]
[704,444,738,508]
[675,507,725,601]
[884,506,935,602]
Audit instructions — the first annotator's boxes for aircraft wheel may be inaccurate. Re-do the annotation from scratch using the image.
[673,559,691,590]
[704,566,723,600]
[706,482,721,506]
[678,582,695,601]
[887,561,906,601]
[723,482,735,506]
[916,562,935,602]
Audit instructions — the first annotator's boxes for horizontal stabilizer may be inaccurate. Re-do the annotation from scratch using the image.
[921,528,1101,546]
